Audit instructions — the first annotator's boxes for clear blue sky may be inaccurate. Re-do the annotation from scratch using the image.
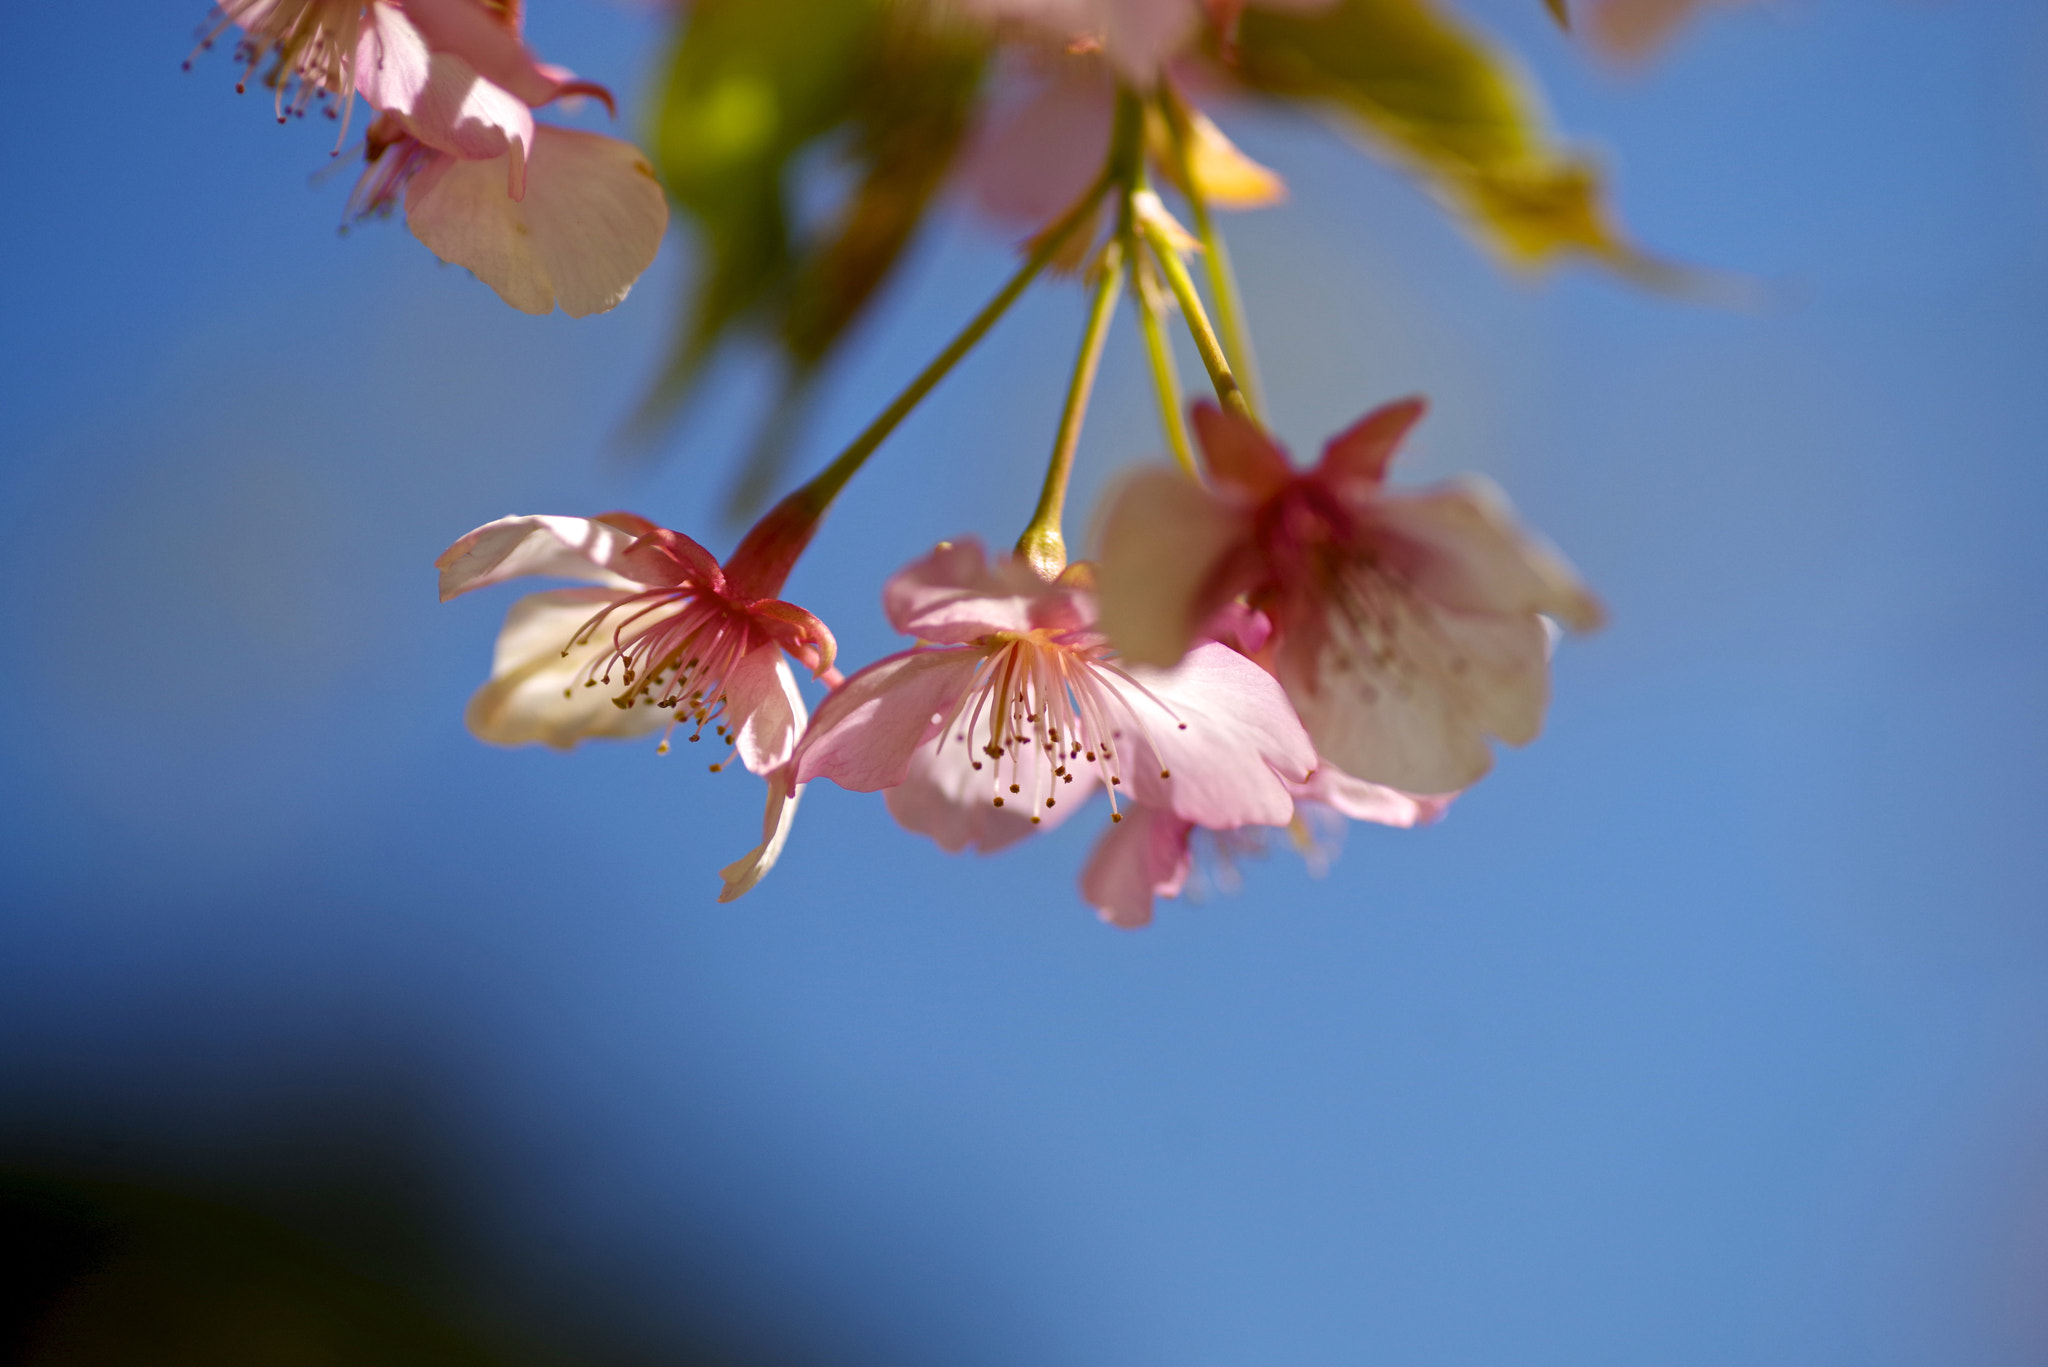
[3,2,2047,1363]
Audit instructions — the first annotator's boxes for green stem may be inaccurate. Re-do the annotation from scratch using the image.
[1138,208,1255,425]
[1016,243,1126,578]
[1133,264,1196,478]
[1159,88,1263,419]
[791,170,1111,516]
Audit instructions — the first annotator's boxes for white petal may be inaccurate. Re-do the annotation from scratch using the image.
[464,588,671,749]
[436,514,649,600]
[1277,589,1550,793]
[1092,467,1246,667]
[724,647,807,777]
[406,125,668,317]
[1371,479,1604,631]
[718,773,801,903]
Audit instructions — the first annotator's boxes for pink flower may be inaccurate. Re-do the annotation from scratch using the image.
[1095,400,1604,795]
[791,540,1317,859]
[438,507,839,898]
[963,55,1286,230]
[349,1,668,316]
[437,510,834,766]
[953,0,1331,82]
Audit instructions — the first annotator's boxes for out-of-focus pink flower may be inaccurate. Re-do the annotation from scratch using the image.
[952,0,1330,82]
[349,1,667,315]
[1095,400,1603,795]
[1584,0,1755,61]
[1079,759,1449,928]
[791,539,1316,858]
[963,54,1285,230]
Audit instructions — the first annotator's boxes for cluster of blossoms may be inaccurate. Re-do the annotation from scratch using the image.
[192,0,1686,924]
[192,0,666,314]
[438,385,1598,925]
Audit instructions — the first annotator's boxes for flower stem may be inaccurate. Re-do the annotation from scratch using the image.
[791,170,1111,517]
[1138,205,1255,425]
[1016,243,1127,578]
[1158,87,1263,419]
[1014,87,1148,580]
[1133,263,1197,478]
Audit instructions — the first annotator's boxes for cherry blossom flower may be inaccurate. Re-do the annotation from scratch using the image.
[350,1,668,316]
[791,540,1316,862]
[1095,400,1604,795]
[438,508,838,898]
[437,510,833,764]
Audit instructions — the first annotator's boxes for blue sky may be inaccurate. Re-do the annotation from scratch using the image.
[3,2,2048,1363]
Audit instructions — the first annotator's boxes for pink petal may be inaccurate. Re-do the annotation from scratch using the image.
[792,649,985,792]
[1079,804,1192,929]
[437,514,654,599]
[718,769,802,903]
[723,646,808,776]
[359,4,534,164]
[1098,0,1204,80]
[405,126,668,317]
[1370,479,1606,631]
[1110,642,1315,827]
[1315,396,1426,489]
[1293,761,1453,827]
[1093,466,1248,667]
[883,539,1051,643]
[1191,403,1292,498]
[355,4,431,119]
[401,0,563,108]
[964,63,1115,226]
[884,732,1097,854]
[464,588,671,749]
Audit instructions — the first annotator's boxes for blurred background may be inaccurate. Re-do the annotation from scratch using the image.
[4,1,2048,1362]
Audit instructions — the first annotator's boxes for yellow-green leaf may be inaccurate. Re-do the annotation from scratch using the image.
[639,0,882,428]
[1233,0,1659,275]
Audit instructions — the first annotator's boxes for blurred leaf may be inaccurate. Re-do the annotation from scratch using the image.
[640,0,987,514]
[1233,0,1663,275]
[640,0,881,429]
[1545,0,1571,29]
[726,12,986,515]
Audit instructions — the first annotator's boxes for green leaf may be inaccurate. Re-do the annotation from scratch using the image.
[1233,0,1661,275]
[639,0,882,428]
[638,1,989,518]
[722,12,985,516]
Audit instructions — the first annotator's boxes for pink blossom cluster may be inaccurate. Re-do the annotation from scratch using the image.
[169,0,1646,927]
[439,398,1599,927]
[193,0,666,315]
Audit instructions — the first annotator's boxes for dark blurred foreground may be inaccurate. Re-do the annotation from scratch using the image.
[0,1079,839,1367]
